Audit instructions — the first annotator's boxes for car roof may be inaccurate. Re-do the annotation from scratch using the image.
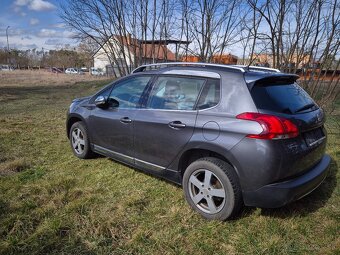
[244,72,300,89]
[130,62,298,87]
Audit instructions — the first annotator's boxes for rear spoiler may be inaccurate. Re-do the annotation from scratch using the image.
[245,73,300,90]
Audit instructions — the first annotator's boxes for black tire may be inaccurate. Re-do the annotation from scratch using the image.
[182,157,243,220]
[69,121,94,159]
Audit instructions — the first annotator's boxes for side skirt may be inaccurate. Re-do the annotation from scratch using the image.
[92,144,182,185]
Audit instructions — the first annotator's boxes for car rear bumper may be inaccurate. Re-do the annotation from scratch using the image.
[243,154,331,208]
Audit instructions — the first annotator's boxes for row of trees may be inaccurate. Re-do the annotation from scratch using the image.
[60,0,339,109]
[60,0,339,70]
[0,42,94,69]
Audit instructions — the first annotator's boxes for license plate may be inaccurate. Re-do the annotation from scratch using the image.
[304,127,325,146]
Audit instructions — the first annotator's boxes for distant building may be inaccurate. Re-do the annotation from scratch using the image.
[182,54,238,65]
[93,35,179,76]
[211,54,238,65]
[252,53,311,69]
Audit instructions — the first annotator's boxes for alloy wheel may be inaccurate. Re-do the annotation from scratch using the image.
[188,169,226,214]
[71,128,85,154]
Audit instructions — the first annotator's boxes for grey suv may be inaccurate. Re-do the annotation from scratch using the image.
[66,62,330,220]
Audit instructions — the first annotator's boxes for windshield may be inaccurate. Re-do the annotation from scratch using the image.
[251,83,317,114]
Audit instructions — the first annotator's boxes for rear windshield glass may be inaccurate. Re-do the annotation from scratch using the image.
[251,83,316,114]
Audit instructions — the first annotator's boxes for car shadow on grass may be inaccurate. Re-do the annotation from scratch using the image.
[259,158,338,219]
[106,158,181,186]
[107,157,337,220]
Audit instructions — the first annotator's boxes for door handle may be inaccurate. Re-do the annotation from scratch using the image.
[120,117,132,124]
[168,121,186,129]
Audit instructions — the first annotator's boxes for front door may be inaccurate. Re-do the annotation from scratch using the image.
[89,75,152,164]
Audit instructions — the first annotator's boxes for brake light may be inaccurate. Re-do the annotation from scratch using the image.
[236,112,299,139]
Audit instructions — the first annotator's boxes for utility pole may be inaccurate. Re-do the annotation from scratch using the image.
[6,26,10,64]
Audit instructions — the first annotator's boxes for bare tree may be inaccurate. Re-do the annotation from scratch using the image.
[59,0,339,110]
[245,0,339,110]
[182,0,242,62]
[60,0,178,77]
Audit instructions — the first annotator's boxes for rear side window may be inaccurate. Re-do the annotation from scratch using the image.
[147,76,205,110]
[251,83,316,114]
[196,79,220,109]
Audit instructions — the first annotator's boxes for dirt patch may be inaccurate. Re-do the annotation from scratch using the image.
[0,158,31,176]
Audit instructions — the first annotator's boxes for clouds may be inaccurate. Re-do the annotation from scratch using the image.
[45,38,61,45]
[53,23,66,29]
[14,0,56,12]
[0,1,77,50]
[30,18,39,25]
[29,0,56,11]
[0,29,76,50]
[36,28,75,39]
[37,28,57,37]
[14,0,30,6]
[0,28,27,37]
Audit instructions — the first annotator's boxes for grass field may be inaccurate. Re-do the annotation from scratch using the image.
[0,71,339,254]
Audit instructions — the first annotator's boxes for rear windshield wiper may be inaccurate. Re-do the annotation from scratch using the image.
[294,103,317,113]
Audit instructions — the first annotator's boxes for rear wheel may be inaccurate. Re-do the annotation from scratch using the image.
[182,157,243,220]
[69,121,94,159]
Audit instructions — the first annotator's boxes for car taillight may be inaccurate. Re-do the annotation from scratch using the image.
[236,112,299,140]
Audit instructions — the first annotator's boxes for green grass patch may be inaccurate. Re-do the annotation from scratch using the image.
[0,79,339,254]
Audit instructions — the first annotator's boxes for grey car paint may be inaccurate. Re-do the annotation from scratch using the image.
[133,108,198,169]
[88,107,136,164]
[67,65,330,208]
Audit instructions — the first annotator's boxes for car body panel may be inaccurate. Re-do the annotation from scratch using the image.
[133,109,198,169]
[66,65,330,209]
[88,107,137,162]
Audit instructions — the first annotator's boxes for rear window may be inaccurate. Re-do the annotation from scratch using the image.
[251,83,316,114]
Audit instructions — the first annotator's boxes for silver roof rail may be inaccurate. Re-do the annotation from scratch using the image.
[131,62,246,73]
[232,65,280,73]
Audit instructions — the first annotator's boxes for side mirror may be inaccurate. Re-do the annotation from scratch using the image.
[107,98,119,108]
[94,96,107,108]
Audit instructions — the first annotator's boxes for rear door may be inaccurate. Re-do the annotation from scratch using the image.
[133,75,206,170]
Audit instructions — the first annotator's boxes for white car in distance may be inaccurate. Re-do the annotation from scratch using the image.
[90,67,105,76]
[65,68,79,74]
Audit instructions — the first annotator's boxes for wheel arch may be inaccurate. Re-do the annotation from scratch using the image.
[176,144,241,183]
[66,113,87,139]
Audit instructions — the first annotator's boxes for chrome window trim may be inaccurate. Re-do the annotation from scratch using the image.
[93,144,179,172]
[131,62,245,73]
[161,70,221,79]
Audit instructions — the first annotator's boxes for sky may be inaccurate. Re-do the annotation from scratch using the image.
[0,0,246,56]
[0,0,77,51]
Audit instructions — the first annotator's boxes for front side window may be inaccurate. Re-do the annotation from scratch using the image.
[97,85,112,100]
[108,76,151,108]
[147,76,205,110]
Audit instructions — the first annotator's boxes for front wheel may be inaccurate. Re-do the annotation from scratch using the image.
[182,157,243,220]
[69,121,94,159]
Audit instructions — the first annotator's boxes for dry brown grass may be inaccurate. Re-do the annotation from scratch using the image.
[0,159,30,176]
[0,71,339,255]
[0,70,108,88]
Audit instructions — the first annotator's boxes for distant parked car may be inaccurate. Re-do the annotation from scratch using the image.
[91,67,105,76]
[0,65,14,71]
[51,67,63,73]
[65,68,80,74]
